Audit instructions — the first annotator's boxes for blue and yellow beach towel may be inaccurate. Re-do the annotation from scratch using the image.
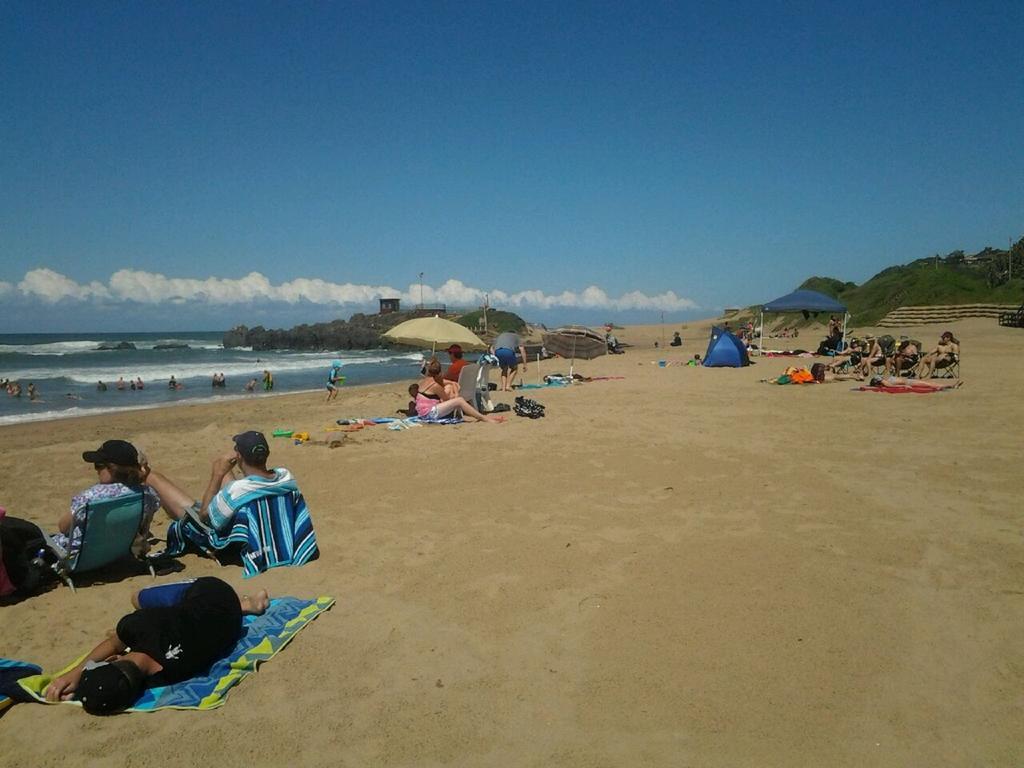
[0,659,41,713]
[17,595,333,712]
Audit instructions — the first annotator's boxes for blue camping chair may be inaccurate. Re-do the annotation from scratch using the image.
[43,491,155,593]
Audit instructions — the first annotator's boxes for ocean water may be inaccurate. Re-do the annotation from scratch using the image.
[0,332,427,424]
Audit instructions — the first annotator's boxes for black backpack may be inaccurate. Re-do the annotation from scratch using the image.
[0,516,54,596]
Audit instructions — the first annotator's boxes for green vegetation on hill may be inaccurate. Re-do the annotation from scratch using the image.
[455,309,526,336]
[790,240,1024,325]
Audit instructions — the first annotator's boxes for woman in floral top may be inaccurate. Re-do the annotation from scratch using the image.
[53,440,161,558]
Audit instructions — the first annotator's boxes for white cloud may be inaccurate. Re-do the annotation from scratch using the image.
[8,268,698,313]
[18,268,111,303]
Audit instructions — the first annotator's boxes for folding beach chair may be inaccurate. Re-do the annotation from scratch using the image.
[457,363,480,406]
[930,350,960,379]
[43,491,155,593]
[456,361,496,412]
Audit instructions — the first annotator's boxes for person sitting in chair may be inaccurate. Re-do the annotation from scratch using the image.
[415,360,504,423]
[443,345,467,384]
[53,440,161,559]
[826,339,864,372]
[43,577,269,714]
[887,339,919,376]
[855,335,885,379]
[916,332,959,379]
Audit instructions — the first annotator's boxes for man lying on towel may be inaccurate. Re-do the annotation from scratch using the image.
[44,577,268,714]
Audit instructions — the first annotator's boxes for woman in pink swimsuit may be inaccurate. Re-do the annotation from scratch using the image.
[416,360,504,423]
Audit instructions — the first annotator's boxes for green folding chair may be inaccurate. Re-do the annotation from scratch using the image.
[44,491,155,593]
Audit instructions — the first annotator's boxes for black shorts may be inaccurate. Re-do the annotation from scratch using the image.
[184,577,242,618]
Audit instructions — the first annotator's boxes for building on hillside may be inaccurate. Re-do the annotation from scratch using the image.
[379,298,401,314]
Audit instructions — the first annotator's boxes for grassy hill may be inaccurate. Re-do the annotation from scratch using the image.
[784,240,1024,325]
[455,309,526,336]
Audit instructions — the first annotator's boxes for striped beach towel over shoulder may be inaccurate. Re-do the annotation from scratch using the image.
[207,468,299,532]
[210,488,319,578]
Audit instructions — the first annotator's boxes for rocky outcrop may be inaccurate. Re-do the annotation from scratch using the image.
[96,341,137,350]
[153,343,190,350]
[222,310,529,352]
[224,313,405,351]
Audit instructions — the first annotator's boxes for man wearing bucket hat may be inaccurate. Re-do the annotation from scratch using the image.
[325,359,344,402]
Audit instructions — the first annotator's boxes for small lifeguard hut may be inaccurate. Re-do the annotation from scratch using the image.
[379,297,401,314]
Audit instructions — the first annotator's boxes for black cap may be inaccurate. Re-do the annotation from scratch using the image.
[75,660,145,715]
[82,439,139,467]
[233,431,270,463]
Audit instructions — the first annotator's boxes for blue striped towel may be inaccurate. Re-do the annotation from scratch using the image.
[164,489,319,579]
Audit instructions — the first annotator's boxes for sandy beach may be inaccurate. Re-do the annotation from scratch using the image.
[1,317,1021,767]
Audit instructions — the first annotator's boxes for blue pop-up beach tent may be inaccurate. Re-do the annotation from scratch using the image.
[758,289,849,355]
[703,326,750,367]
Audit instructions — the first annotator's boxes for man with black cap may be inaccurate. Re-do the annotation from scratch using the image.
[144,431,294,530]
[44,576,269,714]
[141,432,316,576]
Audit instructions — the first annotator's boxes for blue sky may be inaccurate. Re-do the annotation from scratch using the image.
[2,1,1022,331]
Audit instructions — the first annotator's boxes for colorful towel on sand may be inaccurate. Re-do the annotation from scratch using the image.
[517,382,568,389]
[387,415,461,430]
[17,595,333,712]
[0,659,42,713]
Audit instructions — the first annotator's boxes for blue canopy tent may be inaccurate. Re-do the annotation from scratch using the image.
[758,290,848,355]
[703,326,750,367]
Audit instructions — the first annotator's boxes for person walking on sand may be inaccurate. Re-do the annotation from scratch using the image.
[262,370,274,391]
[325,360,343,402]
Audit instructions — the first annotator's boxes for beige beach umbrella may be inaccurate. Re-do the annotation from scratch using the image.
[382,315,488,353]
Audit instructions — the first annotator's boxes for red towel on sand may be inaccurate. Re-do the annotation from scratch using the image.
[857,385,944,394]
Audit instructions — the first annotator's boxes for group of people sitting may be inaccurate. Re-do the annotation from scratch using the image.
[0,431,319,713]
[407,343,505,424]
[1,432,318,597]
[825,331,959,379]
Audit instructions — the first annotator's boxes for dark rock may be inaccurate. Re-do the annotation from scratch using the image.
[153,343,190,350]
[96,341,137,351]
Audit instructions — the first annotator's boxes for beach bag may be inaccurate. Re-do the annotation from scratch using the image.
[0,514,54,596]
[514,396,546,419]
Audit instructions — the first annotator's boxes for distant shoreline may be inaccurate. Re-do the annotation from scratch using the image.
[0,378,409,428]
